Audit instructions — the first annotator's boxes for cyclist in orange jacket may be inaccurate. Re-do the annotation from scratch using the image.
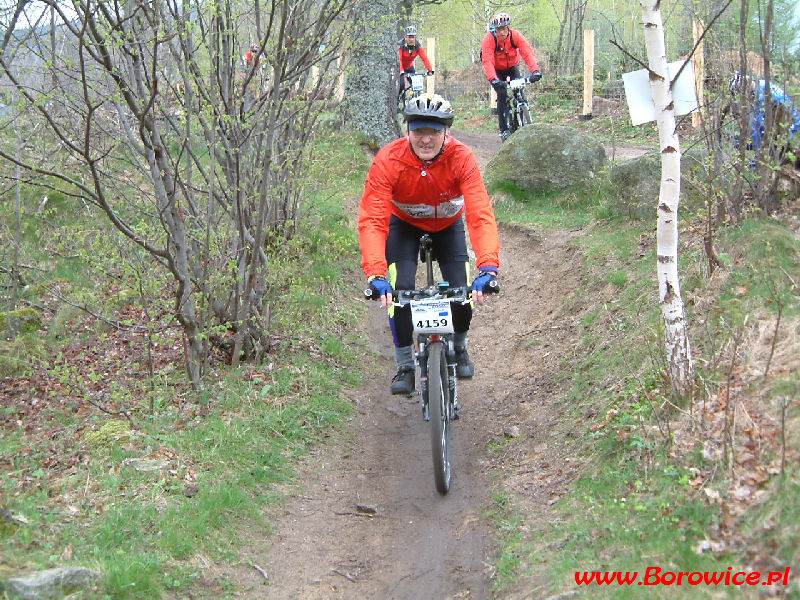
[481,12,541,141]
[359,94,500,395]
[399,25,434,89]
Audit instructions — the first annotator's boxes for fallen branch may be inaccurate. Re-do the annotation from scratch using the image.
[251,562,269,583]
[333,511,378,518]
[332,569,357,582]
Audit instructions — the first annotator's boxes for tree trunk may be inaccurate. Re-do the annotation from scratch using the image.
[344,0,401,147]
[754,0,779,213]
[551,0,589,76]
[640,0,694,398]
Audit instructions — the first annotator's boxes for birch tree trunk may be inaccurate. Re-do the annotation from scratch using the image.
[640,0,694,397]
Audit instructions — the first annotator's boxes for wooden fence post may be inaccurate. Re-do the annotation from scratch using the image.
[582,29,594,120]
[692,19,704,128]
[426,37,436,95]
[335,55,344,101]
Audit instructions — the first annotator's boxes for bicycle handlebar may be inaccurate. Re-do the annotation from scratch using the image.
[363,280,500,302]
[508,77,532,90]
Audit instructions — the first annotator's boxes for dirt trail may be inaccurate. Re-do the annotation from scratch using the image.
[224,130,588,599]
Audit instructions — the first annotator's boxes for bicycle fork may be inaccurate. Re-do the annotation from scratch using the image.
[446,343,459,420]
[417,336,459,422]
[418,336,432,421]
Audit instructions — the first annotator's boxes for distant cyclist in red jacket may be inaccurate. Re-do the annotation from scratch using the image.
[359,94,500,395]
[481,12,541,141]
[243,42,261,67]
[399,25,434,89]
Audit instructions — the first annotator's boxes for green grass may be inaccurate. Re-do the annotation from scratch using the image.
[489,163,800,596]
[486,490,525,590]
[1,333,363,599]
[0,126,373,598]
[490,182,612,230]
[718,219,800,315]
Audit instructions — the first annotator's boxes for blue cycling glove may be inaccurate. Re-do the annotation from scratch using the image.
[471,267,498,293]
[368,276,393,299]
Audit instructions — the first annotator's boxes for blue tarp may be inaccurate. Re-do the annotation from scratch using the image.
[747,80,800,150]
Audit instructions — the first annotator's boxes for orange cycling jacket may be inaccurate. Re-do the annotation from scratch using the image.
[399,42,433,72]
[481,28,540,81]
[358,136,500,277]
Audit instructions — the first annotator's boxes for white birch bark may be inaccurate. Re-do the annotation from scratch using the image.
[640,0,694,396]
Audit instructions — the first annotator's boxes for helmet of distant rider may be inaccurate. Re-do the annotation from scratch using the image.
[491,12,511,28]
[250,42,260,53]
[402,93,455,129]
[404,25,418,36]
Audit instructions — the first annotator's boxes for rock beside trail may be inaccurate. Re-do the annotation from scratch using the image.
[0,567,102,599]
[485,123,607,193]
[608,147,710,219]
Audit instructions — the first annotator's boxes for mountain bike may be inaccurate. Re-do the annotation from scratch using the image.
[364,234,499,494]
[504,77,534,135]
[396,71,430,113]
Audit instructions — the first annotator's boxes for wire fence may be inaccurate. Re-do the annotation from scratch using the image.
[426,25,799,125]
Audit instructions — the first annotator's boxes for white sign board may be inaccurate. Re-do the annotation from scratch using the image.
[622,61,699,126]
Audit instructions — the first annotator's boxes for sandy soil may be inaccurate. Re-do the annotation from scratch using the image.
[199,129,632,599]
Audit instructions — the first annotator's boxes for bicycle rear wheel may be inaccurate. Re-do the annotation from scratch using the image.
[427,341,451,494]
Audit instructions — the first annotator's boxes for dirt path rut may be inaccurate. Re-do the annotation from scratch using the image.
[227,130,587,599]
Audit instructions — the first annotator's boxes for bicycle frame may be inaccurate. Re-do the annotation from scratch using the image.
[393,234,469,493]
[416,328,458,422]
[505,77,533,134]
[392,236,466,422]
[362,233,498,493]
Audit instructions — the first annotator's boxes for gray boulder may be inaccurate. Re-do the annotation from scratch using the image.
[608,152,660,219]
[1,567,102,599]
[484,123,607,193]
[608,147,710,219]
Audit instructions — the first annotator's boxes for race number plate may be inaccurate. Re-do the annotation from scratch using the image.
[410,74,425,91]
[410,298,454,334]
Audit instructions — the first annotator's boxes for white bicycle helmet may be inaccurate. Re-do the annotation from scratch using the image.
[492,12,511,28]
[404,25,418,36]
[402,93,455,128]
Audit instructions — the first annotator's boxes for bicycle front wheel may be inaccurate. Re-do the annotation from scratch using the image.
[506,104,518,134]
[519,102,532,127]
[427,341,451,494]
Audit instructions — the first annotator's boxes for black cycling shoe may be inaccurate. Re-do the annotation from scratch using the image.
[390,366,415,395]
[455,348,474,379]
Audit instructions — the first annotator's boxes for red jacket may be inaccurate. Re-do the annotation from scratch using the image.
[481,29,540,81]
[399,41,433,72]
[359,136,500,277]
[244,51,262,67]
